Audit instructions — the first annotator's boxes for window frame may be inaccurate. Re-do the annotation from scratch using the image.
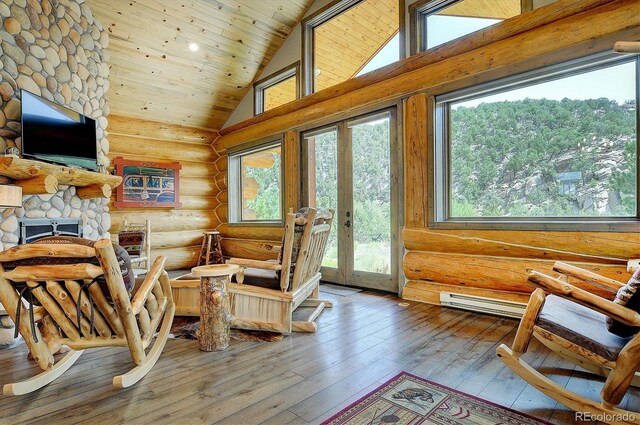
[227,138,285,225]
[409,0,525,55]
[253,62,300,115]
[429,52,640,232]
[301,0,364,96]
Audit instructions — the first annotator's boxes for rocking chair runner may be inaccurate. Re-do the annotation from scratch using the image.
[497,261,640,423]
[0,239,175,395]
[226,207,335,333]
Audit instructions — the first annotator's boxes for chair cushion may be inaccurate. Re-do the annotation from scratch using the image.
[118,231,146,256]
[6,236,135,300]
[231,266,280,290]
[606,268,640,337]
[537,295,633,361]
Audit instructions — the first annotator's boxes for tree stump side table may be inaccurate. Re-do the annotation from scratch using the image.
[191,264,239,352]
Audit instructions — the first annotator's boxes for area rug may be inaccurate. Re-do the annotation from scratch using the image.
[322,372,550,425]
[170,317,283,343]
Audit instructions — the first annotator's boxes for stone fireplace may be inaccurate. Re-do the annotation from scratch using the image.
[0,0,112,251]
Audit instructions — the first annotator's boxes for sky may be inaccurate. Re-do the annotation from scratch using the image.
[354,15,635,108]
[455,61,636,109]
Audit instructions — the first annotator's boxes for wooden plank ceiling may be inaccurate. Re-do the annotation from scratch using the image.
[439,0,521,19]
[87,0,312,130]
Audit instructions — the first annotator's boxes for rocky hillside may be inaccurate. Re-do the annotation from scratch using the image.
[450,98,636,217]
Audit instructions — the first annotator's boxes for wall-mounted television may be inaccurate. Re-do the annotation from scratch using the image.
[21,90,98,171]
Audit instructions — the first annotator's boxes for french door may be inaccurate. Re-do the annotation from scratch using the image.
[302,108,399,292]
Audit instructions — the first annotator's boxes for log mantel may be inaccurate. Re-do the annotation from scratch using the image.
[0,155,122,199]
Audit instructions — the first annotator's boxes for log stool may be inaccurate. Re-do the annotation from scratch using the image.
[191,264,239,352]
[197,231,223,266]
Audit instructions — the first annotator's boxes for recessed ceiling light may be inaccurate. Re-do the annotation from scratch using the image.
[189,43,199,52]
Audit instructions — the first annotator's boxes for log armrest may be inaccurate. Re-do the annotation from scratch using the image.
[130,256,166,315]
[552,261,625,294]
[528,271,640,328]
[226,258,282,271]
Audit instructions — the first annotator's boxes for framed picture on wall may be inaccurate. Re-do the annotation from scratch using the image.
[114,157,182,209]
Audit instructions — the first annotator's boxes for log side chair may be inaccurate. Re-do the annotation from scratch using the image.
[226,207,335,333]
[117,219,152,277]
[497,261,640,424]
[0,238,175,395]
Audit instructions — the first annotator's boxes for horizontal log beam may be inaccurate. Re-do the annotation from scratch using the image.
[217,224,283,241]
[110,210,219,233]
[402,228,636,264]
[220,238,281,261]
[0,156,122,188]
[403,251,628,297]
[77,183,111,199]
[109,134,216,163]
[108,115,219,144]
[15,174,58,195]
[151,246,200,271]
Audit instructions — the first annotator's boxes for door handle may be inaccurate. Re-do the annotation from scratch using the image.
[344,219,351,228]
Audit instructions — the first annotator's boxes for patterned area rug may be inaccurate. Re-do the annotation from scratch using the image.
[170,316,283,343]
[322,372,549,425]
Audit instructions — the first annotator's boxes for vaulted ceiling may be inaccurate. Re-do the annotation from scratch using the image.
[87,0,312,130]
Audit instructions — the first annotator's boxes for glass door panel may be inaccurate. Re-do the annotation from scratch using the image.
[349,115,391,275]
[304,128,339,272]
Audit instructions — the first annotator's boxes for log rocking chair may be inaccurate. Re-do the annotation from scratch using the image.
[226,207,334,333]
[0,238,175,395]
[497,261,640,423]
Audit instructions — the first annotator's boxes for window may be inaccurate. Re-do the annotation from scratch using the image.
[302,0,399,95]
[228,141,283,223]
[433,53,639,230]
[253,63,299,115]
[411,0,521,54]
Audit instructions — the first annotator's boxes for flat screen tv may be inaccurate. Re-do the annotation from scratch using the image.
[21,90,98,171]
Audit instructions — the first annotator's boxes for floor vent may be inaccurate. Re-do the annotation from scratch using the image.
[439,292,527,319]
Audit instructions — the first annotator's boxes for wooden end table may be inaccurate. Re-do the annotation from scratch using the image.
[191,264,239,352]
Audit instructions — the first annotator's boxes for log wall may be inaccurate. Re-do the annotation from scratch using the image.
[108,115,221,270]
[214,0,640,302]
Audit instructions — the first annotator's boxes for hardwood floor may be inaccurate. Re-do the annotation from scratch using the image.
[0,287,638,424]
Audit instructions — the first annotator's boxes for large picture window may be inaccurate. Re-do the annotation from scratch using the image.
[433,53,639,230]
[228,141,283,223]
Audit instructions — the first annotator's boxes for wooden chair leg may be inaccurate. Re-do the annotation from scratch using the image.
[512,288,545,355]
[292,300,329,333]
[113,303,174,389]
[3,349,84,396]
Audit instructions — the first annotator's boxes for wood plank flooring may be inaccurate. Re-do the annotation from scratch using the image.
[0,287,638,424]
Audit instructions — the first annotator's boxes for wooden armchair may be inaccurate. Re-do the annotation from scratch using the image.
[0,239,174,395]
[226,207,334,333]
[497,262,640,423]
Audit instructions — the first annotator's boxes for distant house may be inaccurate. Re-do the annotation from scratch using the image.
[554,171,582,196]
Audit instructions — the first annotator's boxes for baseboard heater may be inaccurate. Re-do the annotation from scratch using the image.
[439,292,527,319]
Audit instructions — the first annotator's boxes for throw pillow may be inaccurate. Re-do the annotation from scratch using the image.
[607,268,640,337]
